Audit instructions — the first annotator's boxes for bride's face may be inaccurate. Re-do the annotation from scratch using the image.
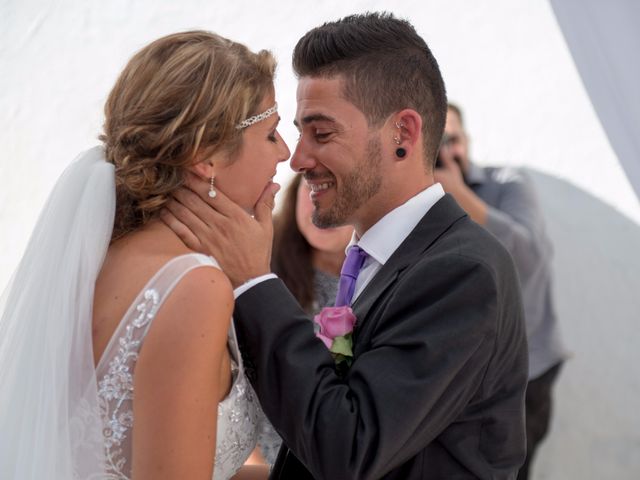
[214,94,291,211]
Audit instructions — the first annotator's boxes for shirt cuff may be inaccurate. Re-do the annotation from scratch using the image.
[233,273,277,299]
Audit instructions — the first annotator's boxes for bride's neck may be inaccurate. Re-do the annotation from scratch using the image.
[109,219,194,257]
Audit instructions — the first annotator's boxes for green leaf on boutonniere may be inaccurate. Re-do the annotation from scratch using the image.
[330,333,353,357]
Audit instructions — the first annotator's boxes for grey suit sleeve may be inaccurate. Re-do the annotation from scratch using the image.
[233,254,526,479]
[482,170,550,281]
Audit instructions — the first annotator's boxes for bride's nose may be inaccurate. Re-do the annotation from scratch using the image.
[277,132,291,163]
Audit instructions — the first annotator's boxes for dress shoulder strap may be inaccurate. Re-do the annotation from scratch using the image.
[96,253,220,372]
[143,253,220,301]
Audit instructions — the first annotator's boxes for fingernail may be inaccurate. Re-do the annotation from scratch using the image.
[272,183,281,194]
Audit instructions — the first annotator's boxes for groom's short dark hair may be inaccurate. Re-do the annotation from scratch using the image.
[292,12,447,169]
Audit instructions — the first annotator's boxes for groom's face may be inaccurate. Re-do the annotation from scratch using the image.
[291,76,383,231]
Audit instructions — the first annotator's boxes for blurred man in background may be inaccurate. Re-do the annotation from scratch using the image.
[437,103,568,480]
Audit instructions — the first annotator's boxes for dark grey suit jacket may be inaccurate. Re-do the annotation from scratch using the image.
[234,195,528,479]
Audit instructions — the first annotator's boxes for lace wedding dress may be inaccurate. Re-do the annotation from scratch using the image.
[95,253,262,479]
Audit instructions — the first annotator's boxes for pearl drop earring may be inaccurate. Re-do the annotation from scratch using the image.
[208,175,217,199]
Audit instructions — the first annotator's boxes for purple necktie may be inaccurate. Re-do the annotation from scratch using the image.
[334,245,369,307]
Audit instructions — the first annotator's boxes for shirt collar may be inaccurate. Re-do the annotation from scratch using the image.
[347,183,445,266]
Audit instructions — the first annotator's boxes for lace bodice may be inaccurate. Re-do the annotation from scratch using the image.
[94,253,261,479]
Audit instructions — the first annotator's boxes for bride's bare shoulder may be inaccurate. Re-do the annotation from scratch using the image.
[147,263,234,344]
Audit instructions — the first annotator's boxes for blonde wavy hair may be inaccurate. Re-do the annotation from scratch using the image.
[99,30,276,241]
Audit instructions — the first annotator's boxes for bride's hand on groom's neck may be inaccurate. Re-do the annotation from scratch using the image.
[161,172,279,288]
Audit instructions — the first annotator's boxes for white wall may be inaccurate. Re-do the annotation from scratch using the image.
[1,1,638,478]
[527,170,640,479]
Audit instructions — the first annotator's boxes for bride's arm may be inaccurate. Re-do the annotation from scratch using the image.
[132,266,233,480]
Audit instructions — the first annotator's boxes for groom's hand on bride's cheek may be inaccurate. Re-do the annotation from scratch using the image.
[161,195,205,252]
[161,172,280,288]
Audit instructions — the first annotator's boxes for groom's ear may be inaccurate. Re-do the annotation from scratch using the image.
[393,109,422,149]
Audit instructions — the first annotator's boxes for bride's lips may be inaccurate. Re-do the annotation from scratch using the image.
[266,172,277,187]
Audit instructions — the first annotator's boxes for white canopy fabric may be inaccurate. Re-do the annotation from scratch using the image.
[550,0,640,201]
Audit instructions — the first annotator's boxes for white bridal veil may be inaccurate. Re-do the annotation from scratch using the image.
[0,147,115,479]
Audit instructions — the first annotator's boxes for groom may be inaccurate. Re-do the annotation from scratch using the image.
[165,13,528,479]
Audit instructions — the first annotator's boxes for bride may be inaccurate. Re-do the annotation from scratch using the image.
[0,31,289,479]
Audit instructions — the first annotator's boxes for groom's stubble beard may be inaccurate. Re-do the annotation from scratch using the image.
[312,135,382,229]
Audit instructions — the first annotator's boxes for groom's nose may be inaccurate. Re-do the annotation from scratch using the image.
[290,137,317,173]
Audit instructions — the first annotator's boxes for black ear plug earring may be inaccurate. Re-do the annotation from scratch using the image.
[396,148,406,158]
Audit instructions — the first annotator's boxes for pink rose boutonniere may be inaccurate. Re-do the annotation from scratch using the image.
[314,306,357,368]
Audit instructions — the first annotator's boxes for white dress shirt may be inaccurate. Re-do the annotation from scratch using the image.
[234,183,445,301]
[348,183,444,303]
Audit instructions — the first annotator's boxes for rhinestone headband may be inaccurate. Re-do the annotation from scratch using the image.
[236,103,278,130]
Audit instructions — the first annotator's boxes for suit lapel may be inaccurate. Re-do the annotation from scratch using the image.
[351,194,467,325]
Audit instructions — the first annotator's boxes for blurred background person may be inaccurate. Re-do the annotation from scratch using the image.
[253,173,353,465]
[436,102,569,480]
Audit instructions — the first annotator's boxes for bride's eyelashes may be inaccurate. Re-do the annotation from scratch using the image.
[268,117,282,143]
